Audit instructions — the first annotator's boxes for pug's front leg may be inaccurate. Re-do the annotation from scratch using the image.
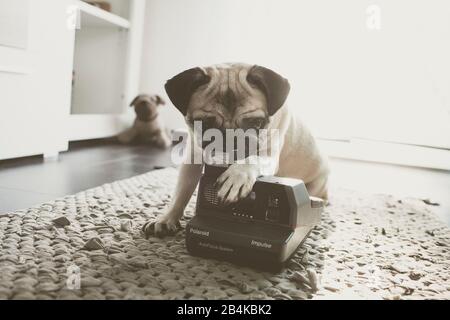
[117,127,138,144]
[152,130,172,149]
[143,163,203,238]
[216,164,258,205]
[216,156,277,204]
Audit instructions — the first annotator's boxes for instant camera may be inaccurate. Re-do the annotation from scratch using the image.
[186,163,324,271]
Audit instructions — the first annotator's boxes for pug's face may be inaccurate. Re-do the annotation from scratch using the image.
[165,63,290,149]
[130,94,166,122]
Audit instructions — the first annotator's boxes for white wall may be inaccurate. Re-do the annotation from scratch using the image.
[140,0,450,149]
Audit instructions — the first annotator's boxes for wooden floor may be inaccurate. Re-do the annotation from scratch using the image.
[1,139,448,225]
[0,140,173,213]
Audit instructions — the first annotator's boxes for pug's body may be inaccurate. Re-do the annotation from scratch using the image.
[118,94,172,148]
[145,63,329,237]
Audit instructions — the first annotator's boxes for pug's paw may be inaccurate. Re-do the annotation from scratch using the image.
[142,213,182,239]
[216,164,258,205]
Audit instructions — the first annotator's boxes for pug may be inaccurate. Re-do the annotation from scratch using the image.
[117,94,172,148]
[144,63,329,238]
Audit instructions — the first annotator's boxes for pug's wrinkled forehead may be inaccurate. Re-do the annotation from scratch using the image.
[165,63,290,129]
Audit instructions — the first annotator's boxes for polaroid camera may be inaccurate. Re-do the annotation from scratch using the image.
[186,163,324,271]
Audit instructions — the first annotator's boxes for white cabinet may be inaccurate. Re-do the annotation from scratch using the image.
[0,0,75,160]
[0,0,145,160]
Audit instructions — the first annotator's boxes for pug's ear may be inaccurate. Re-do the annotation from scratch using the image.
[155,95,166,106]
[129,95,141,107]
[247,65,291,116]
[165,67,211,115]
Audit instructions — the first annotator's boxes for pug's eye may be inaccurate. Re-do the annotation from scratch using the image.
[242,118,266,130]
[194,117,217,130]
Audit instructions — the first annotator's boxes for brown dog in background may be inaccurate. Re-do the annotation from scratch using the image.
[117,94,172,148]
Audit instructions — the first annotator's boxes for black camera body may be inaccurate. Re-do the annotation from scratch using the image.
[186,164,324,271]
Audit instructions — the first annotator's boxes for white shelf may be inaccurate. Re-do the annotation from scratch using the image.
[77,1,130,29]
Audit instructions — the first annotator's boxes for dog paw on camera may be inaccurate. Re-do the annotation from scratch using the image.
[142,216,182,239]
[216,165,258,204]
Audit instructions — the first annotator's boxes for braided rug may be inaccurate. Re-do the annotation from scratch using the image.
[0,168,448,300]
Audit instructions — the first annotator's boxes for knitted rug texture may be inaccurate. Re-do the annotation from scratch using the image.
[0,168,449,300]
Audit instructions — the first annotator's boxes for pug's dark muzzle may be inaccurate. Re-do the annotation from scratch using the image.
[136,105,157,122]
[192,126,262,161]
